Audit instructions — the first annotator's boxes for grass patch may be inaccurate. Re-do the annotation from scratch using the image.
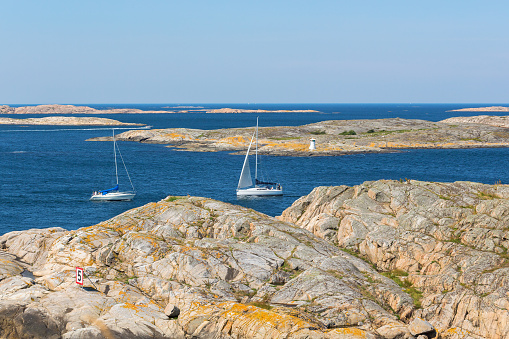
[448,237,462,244]
[310,130,326,135]
[381,270,422,308]
[339,130,357,135]
[439,195,451,200]
[477,191,500,200]
[165,196,184,202]
[405,287,423,308]
[381,271,412,288]
[249,301,273,310]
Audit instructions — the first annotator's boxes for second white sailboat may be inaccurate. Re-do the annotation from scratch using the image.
[236,118,283,196]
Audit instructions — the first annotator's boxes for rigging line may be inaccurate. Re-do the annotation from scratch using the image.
[0,126,151,132]
[115,140,136,192]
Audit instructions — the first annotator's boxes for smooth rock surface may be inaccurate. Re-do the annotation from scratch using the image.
[1,195,414,338]
[279,179,509,338]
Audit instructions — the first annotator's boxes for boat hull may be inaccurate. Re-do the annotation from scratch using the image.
[236,187,283,196]
[90,192,136,201]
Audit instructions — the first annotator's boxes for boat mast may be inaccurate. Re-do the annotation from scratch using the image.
[113,129,118,186]
[255,117,258,183]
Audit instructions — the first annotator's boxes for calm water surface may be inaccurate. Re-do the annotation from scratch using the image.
[1,103,508,234]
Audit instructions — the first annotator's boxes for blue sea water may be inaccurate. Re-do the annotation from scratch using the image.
[1,103,508,235]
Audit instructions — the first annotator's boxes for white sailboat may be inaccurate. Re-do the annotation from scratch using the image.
[90,129,136,201]
[237,118,283,196]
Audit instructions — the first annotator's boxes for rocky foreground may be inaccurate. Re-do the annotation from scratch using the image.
[2,180,509,338]
[0,117,144,126]
[92,116,509,156]
[279,180,509,338]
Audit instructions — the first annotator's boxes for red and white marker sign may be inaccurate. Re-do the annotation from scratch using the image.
[76,267,84,285]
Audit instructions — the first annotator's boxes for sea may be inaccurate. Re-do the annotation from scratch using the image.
[1,103,509,235]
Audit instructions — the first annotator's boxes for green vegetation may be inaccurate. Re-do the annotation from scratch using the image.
[310,130,326,135]
[477,191,500,200]
[447,237,462,244]
[165,196,184,202]
[366,129,376,133]
[339,130,357,135]
[382,269,422,308]
[438,195,451,200]
[249,301,273,310]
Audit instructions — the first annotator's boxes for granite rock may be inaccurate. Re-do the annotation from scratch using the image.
[279,179,509,338]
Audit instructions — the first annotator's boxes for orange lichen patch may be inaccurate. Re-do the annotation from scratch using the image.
[218,136,250,146]
[201,302,310,333]
[126,233,161,252]
[184,302,369,338]
[442,327,476,336]
[160,132,195,140]
[178,245,197,253]
[267,141,309,152]
[326,328,368,337]
[75,228,119,248]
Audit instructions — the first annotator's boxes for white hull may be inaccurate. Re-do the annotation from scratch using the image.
[237,187,283,196]
[90,192,136,201]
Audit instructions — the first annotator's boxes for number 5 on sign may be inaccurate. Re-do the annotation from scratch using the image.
[76,267,84,285]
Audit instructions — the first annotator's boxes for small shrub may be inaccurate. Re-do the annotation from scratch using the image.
[366,129,375,133]
[339,130,357,135]
[310,130,326,135]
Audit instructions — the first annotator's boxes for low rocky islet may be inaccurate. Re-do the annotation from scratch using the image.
[89,116,509,156]
[2,179,509,338]
[0,116,144,126]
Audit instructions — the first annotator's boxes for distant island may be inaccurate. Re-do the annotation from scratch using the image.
[89,115,509,156]
[449,106,509,112]
[0,104,172,114]
[202,108,319,113]
[0,116,144,126]
[0,104,318,114]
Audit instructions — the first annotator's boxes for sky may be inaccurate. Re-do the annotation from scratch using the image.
[1,1,508,104]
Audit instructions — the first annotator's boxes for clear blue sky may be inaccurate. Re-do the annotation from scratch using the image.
[1,1,508,104]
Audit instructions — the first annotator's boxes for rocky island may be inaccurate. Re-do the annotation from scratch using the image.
[449,106,509,112]
[0,116,145,126]
[0,104,318,115]
[1,179,509,338]
[0,104,173,114]
[89,116,509,156]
